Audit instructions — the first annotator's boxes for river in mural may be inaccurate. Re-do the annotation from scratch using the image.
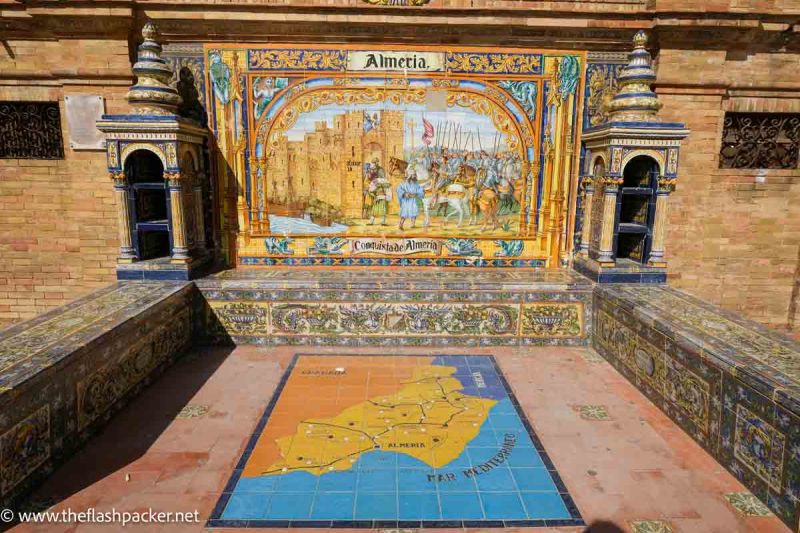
[206,46,584,267]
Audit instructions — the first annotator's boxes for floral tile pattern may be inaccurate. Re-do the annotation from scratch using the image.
[200,269,592,346]
[176,404,210,419]
[574,405,611,421]
[724,492,773,516]
[629,520,674,533]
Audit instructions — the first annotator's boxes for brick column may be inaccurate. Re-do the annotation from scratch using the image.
[111,172,137,262]
[167,172,190,263]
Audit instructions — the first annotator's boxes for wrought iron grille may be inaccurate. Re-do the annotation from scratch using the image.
[719,112,800,169]
[0,101,65,159]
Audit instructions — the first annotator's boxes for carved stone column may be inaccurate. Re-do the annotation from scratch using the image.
[193,171,207,252]
[167,172,190,263]
[577,176,595,256]
[597,177,621,264]
[649,176,676,267]
[111,172,137,262]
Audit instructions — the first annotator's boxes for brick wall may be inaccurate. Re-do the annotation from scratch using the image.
[657,48,800,333]
[0,39,132,328]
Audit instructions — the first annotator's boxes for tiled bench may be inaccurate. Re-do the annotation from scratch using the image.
[0,282,195,508]
[593,284,800,531]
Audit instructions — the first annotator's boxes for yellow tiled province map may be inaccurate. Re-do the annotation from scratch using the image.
[261,363,496,475]
[220,355,578,524]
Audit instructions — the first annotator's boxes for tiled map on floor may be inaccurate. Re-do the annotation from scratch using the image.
[208,354,583,528]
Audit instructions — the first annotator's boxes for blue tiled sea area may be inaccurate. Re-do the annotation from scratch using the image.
[217,355,580,526]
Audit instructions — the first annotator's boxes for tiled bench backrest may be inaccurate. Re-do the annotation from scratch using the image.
[0,282,195,508]
[593,285,800,531]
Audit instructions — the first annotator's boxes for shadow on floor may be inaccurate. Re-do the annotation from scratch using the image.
[15,345,234,513]
[584,520,626,532]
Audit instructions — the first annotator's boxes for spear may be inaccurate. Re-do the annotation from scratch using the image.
[448,121,455,150]
[446,121,454,150]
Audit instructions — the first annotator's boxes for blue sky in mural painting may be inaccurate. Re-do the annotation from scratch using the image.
[220,355,573,523]
[286,101,509,153]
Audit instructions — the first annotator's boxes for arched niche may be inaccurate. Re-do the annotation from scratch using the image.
[622,154,660,188]
[616,154,660,264]
[590,154,607,178]
[124,149,171,260]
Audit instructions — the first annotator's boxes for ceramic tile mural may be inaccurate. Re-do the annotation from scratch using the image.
[0,282,194,508]
[593,285,800,530]
[208,354,583,528]
[205,44,585,268]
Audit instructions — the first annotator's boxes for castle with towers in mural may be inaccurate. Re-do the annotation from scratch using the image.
[267,110,405,218]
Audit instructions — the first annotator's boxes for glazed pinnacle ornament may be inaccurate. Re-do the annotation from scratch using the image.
[126,22,181,115]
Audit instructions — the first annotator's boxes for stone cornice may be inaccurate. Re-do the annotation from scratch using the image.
[0,1,797,51]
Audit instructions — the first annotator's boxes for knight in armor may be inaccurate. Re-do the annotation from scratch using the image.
[498,152,520,214]
[433,155,453,216]
[475,152,500,196]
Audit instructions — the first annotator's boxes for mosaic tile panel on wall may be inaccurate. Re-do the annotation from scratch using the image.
[0,282,194,508]
[573,53,626,251]
[593,285,800,531]
[205,44,585,268]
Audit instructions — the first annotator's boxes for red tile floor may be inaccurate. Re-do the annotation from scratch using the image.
[9,346,790,533]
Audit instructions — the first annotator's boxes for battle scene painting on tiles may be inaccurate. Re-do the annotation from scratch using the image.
[205,45,585,267]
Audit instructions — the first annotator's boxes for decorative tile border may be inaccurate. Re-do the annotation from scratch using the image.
[198,269,591,346]
[0,282,189,392]
[202,299,588,346]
